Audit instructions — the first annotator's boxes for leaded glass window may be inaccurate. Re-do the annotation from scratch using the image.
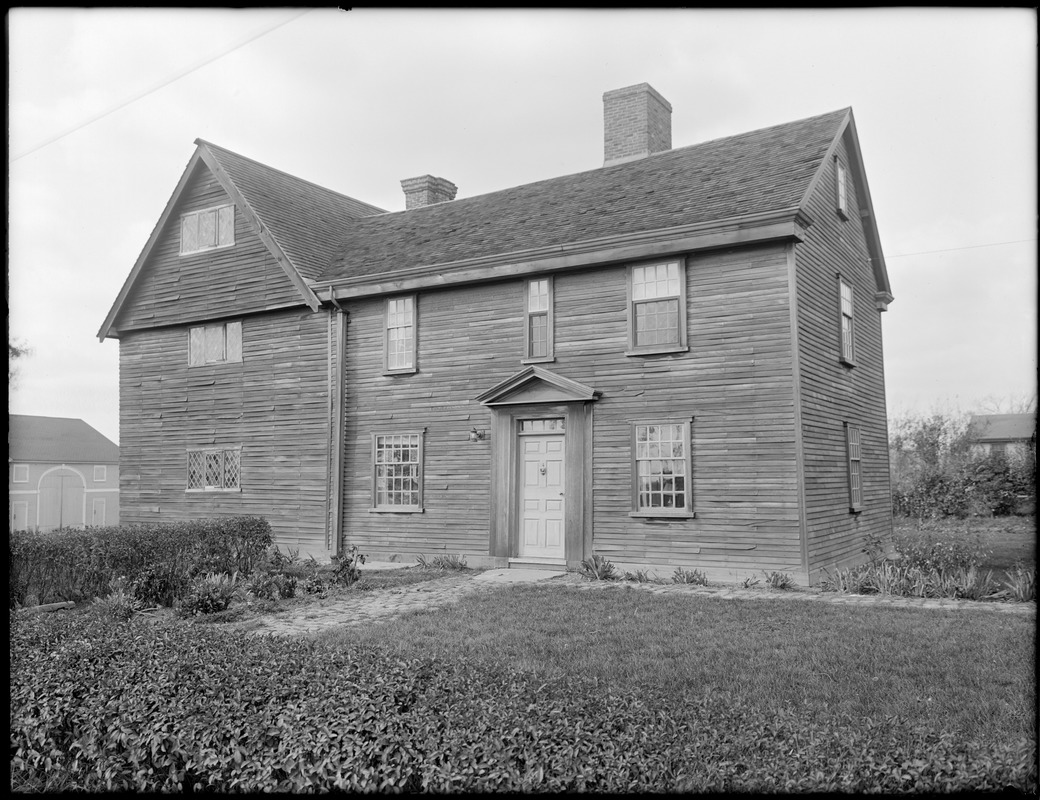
[187,448,240,491]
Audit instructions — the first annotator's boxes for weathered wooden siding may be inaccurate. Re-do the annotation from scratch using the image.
[115,165,303,332]
[118,307,334,557]
[340,242,804,580]
[793,137,893,580]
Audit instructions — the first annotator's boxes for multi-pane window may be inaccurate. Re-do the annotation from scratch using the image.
[385,296,416,373]
[187,448,241,491]
[190,321,242,366]
[835,161,849,220]
[372,433,424,511]
[12,464,29,483]
[633,421,693,515]
[845,423,862,512]
[629,260,686,353]
[180,204,235,254]
[524,277,554,361]
[839,278,855,364]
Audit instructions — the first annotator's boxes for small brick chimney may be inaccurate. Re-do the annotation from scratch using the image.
[603,83,672,167]
[401,175,458,209]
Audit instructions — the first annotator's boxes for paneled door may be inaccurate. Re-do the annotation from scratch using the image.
[519,427,565,559]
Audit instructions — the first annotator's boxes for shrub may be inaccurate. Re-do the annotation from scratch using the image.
[892,530,989,573]
[431,553,468,571]
[330,545,367,586]
[1003,563,1036,602]
[741,575,761,589]
[763,571,796,591]
[10,611,1037,793]
[130,565,191,608]
[88,587,142,623]
[247,571,297,601]
[624,569,655,583]
[578,554,617,581]
[671,567,708,586]
[177,572,241,618]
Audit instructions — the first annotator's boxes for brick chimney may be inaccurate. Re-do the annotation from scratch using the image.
[603,83,672,167]
[401,175,458,209]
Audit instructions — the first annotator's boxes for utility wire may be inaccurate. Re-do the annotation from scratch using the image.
[10,9,312,162]
[886,238,1036,259]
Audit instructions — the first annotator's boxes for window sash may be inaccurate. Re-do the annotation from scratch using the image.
[180,205,235,254]
[846,424,862,511]
[839,279,855,363]
[628,261,686,353]
[372,433,424,509]
[189,321,242,366]
[632,421,692,515]
[187,448,240,491]
[836,162,849,217]
[385,297,416,372]
[523,277,554,361]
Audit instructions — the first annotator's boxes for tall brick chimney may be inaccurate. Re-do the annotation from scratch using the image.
[401,175,458,209]
[603,83,672,167]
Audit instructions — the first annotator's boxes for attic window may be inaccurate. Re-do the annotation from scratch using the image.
[180,204,235,255]
[835,160,849,220]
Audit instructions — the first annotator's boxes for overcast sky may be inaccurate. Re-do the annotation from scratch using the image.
[8,8,1037,445]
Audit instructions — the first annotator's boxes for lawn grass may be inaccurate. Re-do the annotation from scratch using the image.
[317,583,1036,749]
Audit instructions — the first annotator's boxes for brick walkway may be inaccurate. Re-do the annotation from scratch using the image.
[223,570,1036,639]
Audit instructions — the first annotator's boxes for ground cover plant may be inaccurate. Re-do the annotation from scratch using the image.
[11,590,1036,793]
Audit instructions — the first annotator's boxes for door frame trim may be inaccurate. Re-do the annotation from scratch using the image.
[487,401,593,567]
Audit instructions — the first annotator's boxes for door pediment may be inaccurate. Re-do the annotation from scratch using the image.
[476,366,599,406]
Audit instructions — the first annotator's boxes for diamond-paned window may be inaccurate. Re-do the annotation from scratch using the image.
[187,448,240,491]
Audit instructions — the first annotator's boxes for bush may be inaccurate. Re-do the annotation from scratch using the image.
[672,567,708,586]
[10,611,1037,793]
[177,572,241,618]
[129,565,191,608]
[578,554,617,581]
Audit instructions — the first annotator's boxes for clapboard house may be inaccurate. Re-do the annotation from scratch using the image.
[99,84,894,584]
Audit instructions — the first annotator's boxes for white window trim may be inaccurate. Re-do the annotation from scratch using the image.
[12,464,29,483]
[370,430,425,513]
[186,447,242,492]
[383,295,418,375]
[835,159,849,220]
[189,320,243,366]
[629,418,695,519]
[838,276,856,367]
[625,259,689,357]
[180,203,235,255]
[845,423,863,512]
[522,276,555,364]
[93,465,107,482]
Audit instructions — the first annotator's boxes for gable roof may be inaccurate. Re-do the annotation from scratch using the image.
[98,141,385,341]
[968,413,1037,443]
[316,107,890,302]
[9,415,120,464]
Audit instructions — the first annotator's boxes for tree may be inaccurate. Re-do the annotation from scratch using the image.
[9,338,31,385]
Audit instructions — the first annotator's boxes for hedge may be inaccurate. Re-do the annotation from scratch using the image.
[9,516,272,608]
[10,610,1036,793]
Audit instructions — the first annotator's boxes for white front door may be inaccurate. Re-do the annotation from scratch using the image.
[519,432,565,558]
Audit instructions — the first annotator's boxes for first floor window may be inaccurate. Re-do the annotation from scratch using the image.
[372,432,424,511]
[180,204,235,254]
[187,447,241,491]
[190,320,242,365]
[385,296,416,373]
[845,423,862,512]
[628,260,687,354]
[632,420,693,516]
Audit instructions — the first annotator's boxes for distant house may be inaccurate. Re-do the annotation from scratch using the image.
[968,413,1036,461]
[98,83,894,584]
[9,415,120,531]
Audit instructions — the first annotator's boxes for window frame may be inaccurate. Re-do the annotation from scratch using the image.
[522,276,555,364]
[370,430,425,513]
[838,276,856,367]
[12,464,29,483]
[186,447,242,492]
[835,159,849,220]
[625,259,689,356]
[629,418,695,519]
[93,465,107,482]
[383,295,417,375]
[189,320,243,366]
[845,423,863,512]
[180,203,235,255]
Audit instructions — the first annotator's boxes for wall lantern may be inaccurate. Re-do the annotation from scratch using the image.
[469,428,487,442]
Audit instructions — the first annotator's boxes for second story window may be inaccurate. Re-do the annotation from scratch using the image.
[524,277,554,362]
[839,278,855,365]
[835,160,849,220]
[189,320,242,366]
[627,260,687,355]
[180,204,235,255]
[385,296,416,374]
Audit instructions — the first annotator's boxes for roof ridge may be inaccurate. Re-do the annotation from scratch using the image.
[195,138,386,215]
